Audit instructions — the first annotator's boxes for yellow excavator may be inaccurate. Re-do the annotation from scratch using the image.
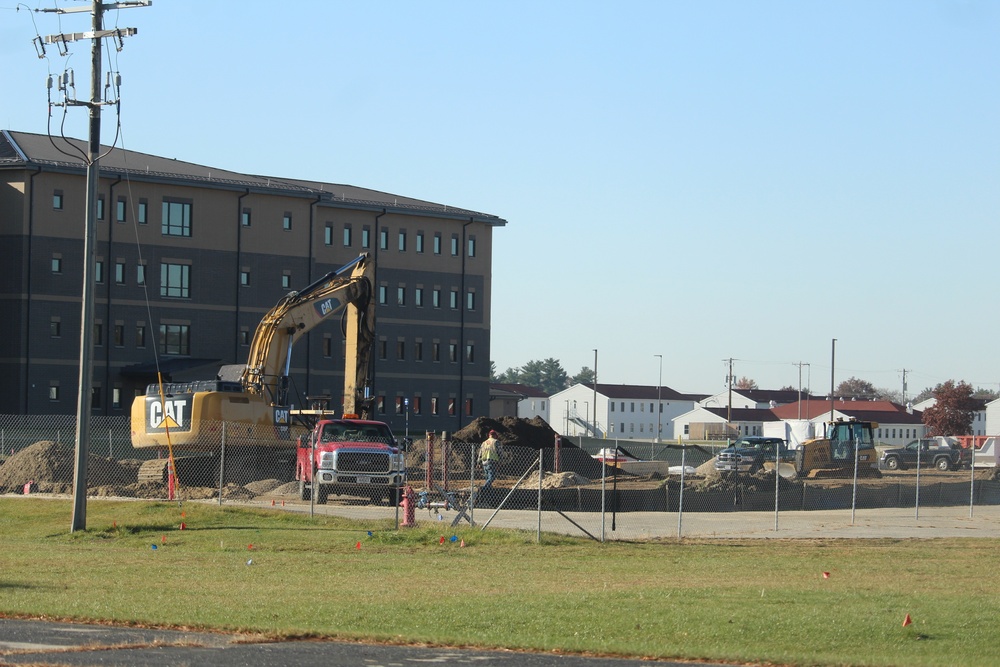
[129,253,375,463]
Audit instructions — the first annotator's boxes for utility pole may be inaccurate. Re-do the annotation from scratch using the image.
[899,368,910,404]
[592,349,598,438]
[795,361,810,420]
[725,358,733,439]
[37,0,149,532]
[654,354,662,458]
[830,339,837,423]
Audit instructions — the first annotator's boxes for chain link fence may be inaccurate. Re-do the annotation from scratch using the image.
[2,414,1000,540]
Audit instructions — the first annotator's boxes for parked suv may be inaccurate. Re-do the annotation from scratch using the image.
[715,436,793,474]
[879,438,966,472]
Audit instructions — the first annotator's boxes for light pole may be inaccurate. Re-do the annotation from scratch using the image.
[654,354,662,460]
[404,397,409,441]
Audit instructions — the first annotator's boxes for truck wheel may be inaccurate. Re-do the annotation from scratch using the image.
[884,456,901,471]
[935,457,951,472]
[298,479,311,501]
[317,487,329,504]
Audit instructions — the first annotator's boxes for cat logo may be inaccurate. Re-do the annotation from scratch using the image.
[148,396,191,432]
[314,297,341,318]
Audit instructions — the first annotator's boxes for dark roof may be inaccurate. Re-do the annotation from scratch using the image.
[732,389,814,404]
[703,407,781,422]
[0,130,506,225]
[490,383,548,398]
[584,383,707,402]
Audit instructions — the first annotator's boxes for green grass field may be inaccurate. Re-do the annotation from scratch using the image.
[1,497,997,666]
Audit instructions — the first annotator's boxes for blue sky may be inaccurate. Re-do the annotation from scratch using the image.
[2,1,998,398]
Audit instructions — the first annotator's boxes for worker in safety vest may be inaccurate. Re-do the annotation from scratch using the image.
[479,429,501,490]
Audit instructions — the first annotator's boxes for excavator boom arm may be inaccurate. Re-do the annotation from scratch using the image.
[241,254,375,411]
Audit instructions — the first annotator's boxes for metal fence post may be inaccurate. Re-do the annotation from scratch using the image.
[970,452,976,518]
[677,443,686,538]
[536,451,543,543]
[218,422,226,506]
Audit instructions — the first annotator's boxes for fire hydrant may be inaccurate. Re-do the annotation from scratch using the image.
[401,485,417,528]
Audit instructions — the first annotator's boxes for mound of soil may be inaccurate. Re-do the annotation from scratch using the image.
[524,471,591,489]
[0,440,135,492]
[452,416,565,449]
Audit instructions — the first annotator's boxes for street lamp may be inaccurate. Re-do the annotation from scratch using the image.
[654,354,662,460]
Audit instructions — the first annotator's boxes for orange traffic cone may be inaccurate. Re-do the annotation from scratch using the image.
[460,539,466,548]
[902,614,912,627]
[356,541,361,550]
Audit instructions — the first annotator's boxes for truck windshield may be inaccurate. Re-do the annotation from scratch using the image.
[320,422,394,445]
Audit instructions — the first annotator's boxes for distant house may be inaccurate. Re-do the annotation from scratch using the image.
[549,383,706,440]
[771,399,926,447]
[489,383,549,421]
[699,388,812,410]
[910,397,989,436]
[672,406,781,441]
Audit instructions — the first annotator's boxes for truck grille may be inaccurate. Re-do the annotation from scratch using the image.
[717,453,740,465]
[338,451,391,474]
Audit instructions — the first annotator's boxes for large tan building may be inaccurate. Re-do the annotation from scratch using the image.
[0,130,506,435]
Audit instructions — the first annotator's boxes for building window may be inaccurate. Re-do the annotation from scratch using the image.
[323,224,333,245]
[240,271,250,286]
[50,317,61,337]
[377,396,386,415]
[432,289,441,308]
[378,285,387,305]
[94,260,104,284]
[432,342,440,362]
[137,263,146,286]
[159,324,190,355]
[433,233,442,255]
[282,213,292,231]
[466,343,474,363]
[116,197,127,223]
[51,256,62,273]
[160,263,191,298]
[379,339,388,361]
[282,274,291,289]
[398,230,406,251]
[396,341,405,360]
[93,321,103,346]
[449,343,458,363]
[53,190,63,210]
[136,325,146,348]
[239,329,250,346]
[162,199,192,236]
[397,286,405,306]
[343,225,352,247]
[112,387,121,409]
[451,235,459,256]
[416,232,424,253]
[468,237,476,257]
[449,290,458,309]
[466,291,475,311]
[362,226,370,248]
[49,384,59,401]
[414,341,423,361]
[379,228,388,250]
[115,261,125,285]
[97,196,105,220]
[610,402,616,413]
[138,199,148,224]
[448,398,456,416]
[465,398,474,416]
[431,397,439,415]
[415,287,423,307]
[395,397,404,415]
[113,324,125,347]
[241,208,251,227]
[412,396,422,415]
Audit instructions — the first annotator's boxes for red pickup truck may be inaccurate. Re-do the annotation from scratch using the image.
[295,418,406,505]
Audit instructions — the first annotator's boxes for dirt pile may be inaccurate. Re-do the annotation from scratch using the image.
[524,471,591,489]
[0,440,135,493]
[452,416,564,449]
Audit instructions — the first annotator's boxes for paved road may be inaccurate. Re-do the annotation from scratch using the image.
[0,618,729,667]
